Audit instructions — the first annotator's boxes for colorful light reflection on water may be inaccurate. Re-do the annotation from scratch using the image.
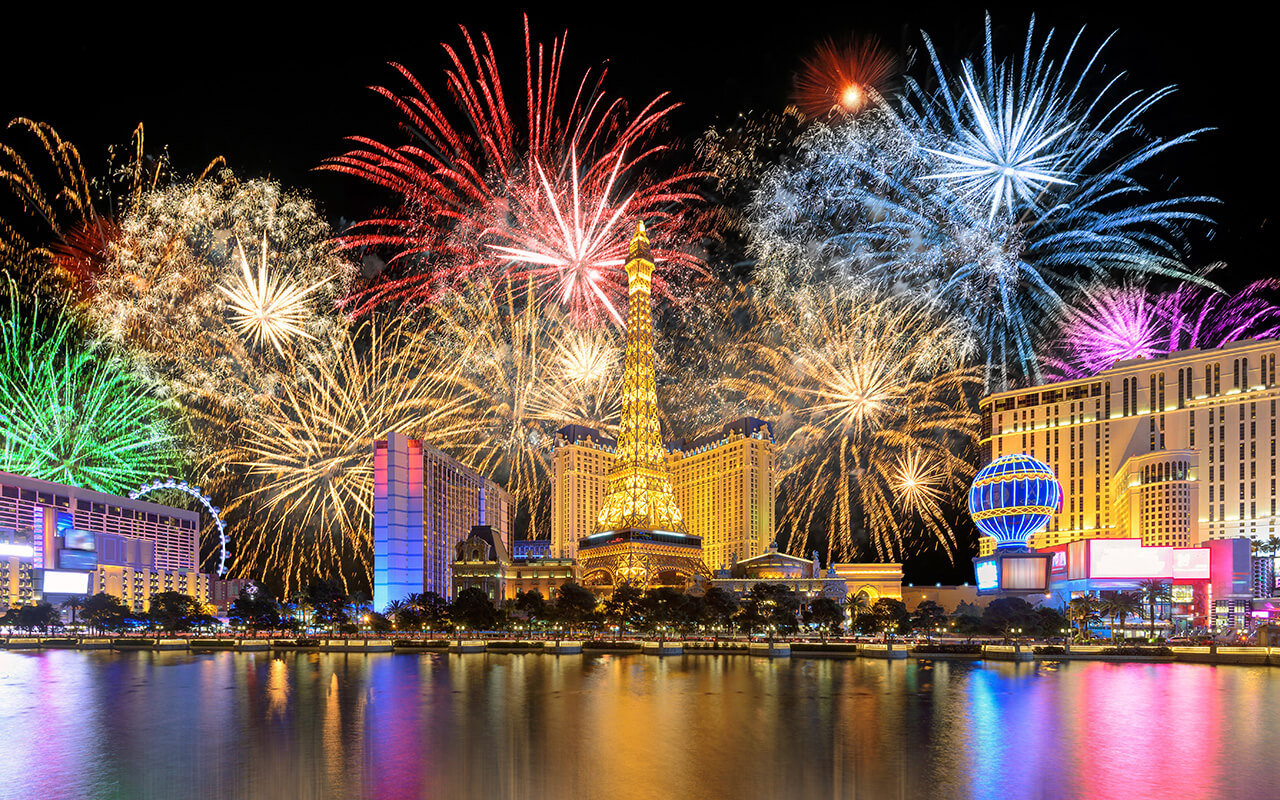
[0,651,1276,799]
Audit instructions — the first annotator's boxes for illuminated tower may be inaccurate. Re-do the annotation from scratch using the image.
[595,221,687,535]
[576,222,706,592]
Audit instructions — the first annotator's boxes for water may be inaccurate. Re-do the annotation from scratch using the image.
[0,650,1275,799]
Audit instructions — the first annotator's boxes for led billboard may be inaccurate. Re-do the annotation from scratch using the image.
[1088,539,1174,580]
[41,570,89,594]
[1172,548,1211,581]
[976,559,998,591]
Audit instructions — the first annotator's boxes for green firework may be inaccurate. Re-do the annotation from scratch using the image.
[0,282,181,494]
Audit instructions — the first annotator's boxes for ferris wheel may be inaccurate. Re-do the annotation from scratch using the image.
[129,478,230,576]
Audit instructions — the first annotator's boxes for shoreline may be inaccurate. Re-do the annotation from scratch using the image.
[2,636,1272,666]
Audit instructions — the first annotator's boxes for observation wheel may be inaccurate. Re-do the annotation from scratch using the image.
[129,478,229,576]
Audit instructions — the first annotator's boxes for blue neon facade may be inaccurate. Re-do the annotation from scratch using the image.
[968,454,1062,549]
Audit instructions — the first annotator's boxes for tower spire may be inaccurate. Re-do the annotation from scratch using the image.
[595,221,686,534]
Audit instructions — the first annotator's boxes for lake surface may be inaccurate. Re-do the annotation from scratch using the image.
[0,649,1275,799]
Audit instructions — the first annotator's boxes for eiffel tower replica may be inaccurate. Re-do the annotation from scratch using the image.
[576,222,707,593]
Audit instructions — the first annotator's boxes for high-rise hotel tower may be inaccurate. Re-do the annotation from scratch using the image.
[979,338,1280,556]
[551,419,776,570]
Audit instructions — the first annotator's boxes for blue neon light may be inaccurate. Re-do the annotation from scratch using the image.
[968,454,1062,549]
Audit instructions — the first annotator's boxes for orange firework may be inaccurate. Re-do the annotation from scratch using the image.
[793,36,900,119]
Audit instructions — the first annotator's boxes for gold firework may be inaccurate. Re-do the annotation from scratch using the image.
[235,317,476,594]
[432,279,624,533]
[731,286,980,562]
[0,119,222,303]
[218,234,330,355]
[892,450,946,516]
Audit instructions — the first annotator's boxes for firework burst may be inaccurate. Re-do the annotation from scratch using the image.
[433,279,622,532]
[234,317,476,594]
[730,287,980,562]
[323,16,705,322]
[793,35,900,119]
[0,119,222,303]
[1052,277,1280,378]
[88,174,355,462]
[750,16,1215,390]
[0,280,180,494]
[217,234,330,355]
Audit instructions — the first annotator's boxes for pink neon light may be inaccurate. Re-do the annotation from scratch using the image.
[1088,539,1173,580]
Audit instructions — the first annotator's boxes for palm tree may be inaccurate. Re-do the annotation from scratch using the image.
[846,591,871,634]
[1137,580,1172,641]
[61,595,86,626]
[1098,592,1142,641]
[1067,595,1102,641]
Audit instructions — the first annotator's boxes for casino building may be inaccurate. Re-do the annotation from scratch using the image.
[979,337,1280,556]
[0,471,209,612]
[550,417,776,569]
[371,432,514,611]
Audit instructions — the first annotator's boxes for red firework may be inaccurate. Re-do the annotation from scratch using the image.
[324,16,706,323]
[793,36,900,119]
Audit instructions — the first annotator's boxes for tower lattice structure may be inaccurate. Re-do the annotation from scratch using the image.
[595,221,687,535]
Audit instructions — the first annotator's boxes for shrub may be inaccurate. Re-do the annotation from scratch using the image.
[913,644,982,655]
[1033,645,1067,655]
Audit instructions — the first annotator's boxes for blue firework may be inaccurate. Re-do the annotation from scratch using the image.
[748,15,1216,390]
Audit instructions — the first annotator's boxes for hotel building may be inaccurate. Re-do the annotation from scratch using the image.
[372,432,514,609]
[0,471,205,611]
[549,417,776,569]
[978,338,1280,557]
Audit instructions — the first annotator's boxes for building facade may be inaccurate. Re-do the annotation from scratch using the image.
[371,433,515,608]
[550,417,778,570]
[452,526,581,604]
[978,338,1280,556]
[668,418,776,571]
[709,543,904,606]
[0,471,203,611]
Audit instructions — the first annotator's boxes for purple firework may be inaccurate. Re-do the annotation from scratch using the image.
[1052,279,1280,378]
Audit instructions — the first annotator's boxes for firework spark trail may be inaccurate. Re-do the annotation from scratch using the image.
[749,16,1215,391]
[323,16,706,323]
[431,279,623,534]
[234,317,478,595]
[729,287,980,563]
[1051,277,1280,378]
[0,119,222,303]
[0,280,179,495]
[793,35,900,119]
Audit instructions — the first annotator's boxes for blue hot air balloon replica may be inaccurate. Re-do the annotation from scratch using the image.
[968,454,1062,549]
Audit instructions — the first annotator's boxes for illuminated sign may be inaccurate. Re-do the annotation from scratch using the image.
[65,528,95,551]
[1050,550,1067,573]
[976,560,998,591]
[1171,584,1195,604]
[1089,539,1173,579]
[41,570,89,594]
[0,543,34,558]
[1001,555,1050,591]
[58,549,97,570]
[1173,548,1211,580]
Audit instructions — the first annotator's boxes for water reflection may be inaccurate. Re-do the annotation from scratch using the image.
[0,651,1276,799]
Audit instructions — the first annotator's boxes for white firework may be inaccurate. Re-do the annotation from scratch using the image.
[218,234,331,354]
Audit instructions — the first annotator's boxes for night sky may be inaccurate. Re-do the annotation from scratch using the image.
[1,2,1267,583]
[1,2,1266,271]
